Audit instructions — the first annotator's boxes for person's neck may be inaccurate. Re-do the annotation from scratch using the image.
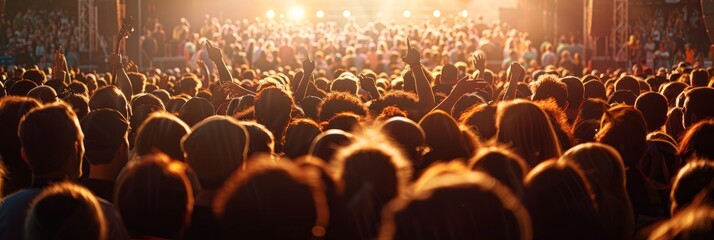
[89,155,127,182]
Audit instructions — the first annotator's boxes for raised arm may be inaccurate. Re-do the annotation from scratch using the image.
[432,77,487,113]
[108,53,133,102]
[502,62,525,101]
[473,53,486,78]
[206,41,232,83]
[402,38,435,110]
[295,50,314,102]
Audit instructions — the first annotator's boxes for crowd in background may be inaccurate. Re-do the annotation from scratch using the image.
[1,4,714,240]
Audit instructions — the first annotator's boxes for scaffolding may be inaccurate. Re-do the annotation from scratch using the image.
[613,0,629,64]
[78,0,97,52]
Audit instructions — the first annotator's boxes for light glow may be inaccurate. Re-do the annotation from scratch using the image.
[433,10,441,18]
[288,7,305,20]
[461,10,469,18]
[316,10,325,18]
[403,10,411,18]
[343,10,351,18]
[266,9,276,19]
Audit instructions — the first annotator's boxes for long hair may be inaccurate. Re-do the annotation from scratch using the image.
[496,99,562,167]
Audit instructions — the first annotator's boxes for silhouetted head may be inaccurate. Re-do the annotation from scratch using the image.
[635,92,668,131]
[596,105,648,168]
[27,86,58,104]
[89,85,129,118]
[81,109,129,165]
[496,99,561,166]
[25,182,106,240]
[134,111,191,161]
[308,129,353,163]
[283,118,323,159]
[683,87,714,127]
[469,146,528,197]
[670,159,714,214]
[678,120,714,161]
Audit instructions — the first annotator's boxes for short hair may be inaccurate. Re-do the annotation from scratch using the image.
[531,75,569,109]
[178,75,202,95]
[19,103,84,178]
[0,96,41,164]
[178,97,214,127]
[8,79,38,96]
[459,103,498,141]
[25,182,106,240]
[81,109,129,165]
[283,118,322,159]
[135,112,191,161]
[596,105,648,168]
[690,69,710,87]
[182,116,248,189]
[89,86,129,118]
[441,64,458,84]
[239,121,275,156]
[583,80,607,100]
[115,154,193,239]
[254,87,294,139]
[318,92,367,122]
[470,146,528,197]
[560,76,584,108]
[670,160,714,214]
[308,129,353,164]
[68,81,89,98]
[683,87,714,127]
[127,72,147,94]
[213,158,327,239]
[27,86,58,104]
[635,92,668,131]
[22,69,47,85]
[615,75,640,94]
[380,163,531,240]
[649,203,714,239]
[63,94,90,120]
[678,120,714,161]
[330,79,359,95]
[660,81,688,107]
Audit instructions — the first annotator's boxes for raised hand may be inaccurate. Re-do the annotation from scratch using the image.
[302,49,315,73]
[107,53,122,68]
[126,60,139,73]
[221,81,248,98]
[503,62,525,101]
[206,41,223,62]
[358,74,379,98]
[402,38,421,66]
[473,53,485,77]
[451,76,485,95]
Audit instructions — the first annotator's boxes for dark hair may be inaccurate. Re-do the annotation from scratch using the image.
[115,154,193,239]
[459,103,497,141]
[89,86,129,118]
[63,94,90,120]
[239,121,275,156]
[649,203,714,240]
[178,97,214,127]
[419,110,471,166]
[380,164,531,240]
[496,99,561,167]
[25,182,106,240]
[318,92,367,122]
[560,76,584,109]
[670,160,714,214]
[127,72,147,95]
[81,109,129,165]
[690,69,710,87]
[660,81,688,107]
[182,116,249,189]
[683,87,714,127]
[678,120,714,162]
[596,105,648,168]
[531,75,568,109]
[524,160,603,239]
[666,107,686,141]
[635,92,668,132]
[135,112,191,161]
[451,93,485,120]
[254,87,294,149]
[470,147,528,197]
[283,118,323,159]
[22,69,47,85]
[615,76,640,95]
[27,86,58,104]
[213,158,328,239]
[8,79,38,96]
[583,80,607,100]
[308,129,353,163]
[19,103,83,178]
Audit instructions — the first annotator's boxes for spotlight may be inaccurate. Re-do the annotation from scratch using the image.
[266,9,275,19]
[433,10,441,18]
[288,6,305,20]
[403,10,411,18]
[316,10,325,18]
[461,10,469,18]
[343,10,351,18]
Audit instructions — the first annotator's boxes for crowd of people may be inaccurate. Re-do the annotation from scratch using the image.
[1,5,714,240]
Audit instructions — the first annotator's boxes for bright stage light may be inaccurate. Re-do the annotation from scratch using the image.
[266,9,276,19]
[343,10,351,18]
[403,10,411,18]
[316,10,325,18]
[461,10,469,18]
[288,7,305,20]
[433,10,441,18]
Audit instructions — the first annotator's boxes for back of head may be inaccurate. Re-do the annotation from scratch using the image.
[254,87,294,131]
[608,90,638,106]
[19,103,83,179]
[178,97,214,127]
[496,99,561,166]
[524,160,602,239]
[596,105,648,168]
[135,112,191,161]
[418,110,469,159]
[670,160,714,214]
[127,72,147,95]
[560,76,584,109]
[530,75,569,109]
[678,120,714,161]
[649,203,714,240]
[583,80,607,100]
[660,81,688,107]
[89,86,129,118]
[380,117,426,163]
[470,147,528,197]
[308,129,353,163]
[181,116,248,189]
[459,103,498,141]
[115,154,193,239]
[239,121,275,156]
[80,109,129,165]
[25,182,105,240]
[27,86,58,104]
[441,64,458,84]
[379,164,531,240]
[283,118,323,159]
[8,79,38,96]
[318,91,367,122]
[0,97,41,162]
[683,87,714,127]
[22,69,47,85]
[635,92,669,132]
[213,158,327,239]
[690,69,710,87]
[615,75,641,95]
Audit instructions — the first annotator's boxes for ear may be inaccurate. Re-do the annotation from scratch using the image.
[20,148,28,162]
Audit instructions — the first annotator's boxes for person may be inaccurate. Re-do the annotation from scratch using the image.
[682,87,714,128]
[677,120,714,162]
[418,110,471,172]
[0,103,128,240]
[0,96,40,196]
[181,116,248,240]
[496,99,561,167]
[134,111,191,161]
[635,92,669,132]
[213,157,328,239]
[114,153,193,239]
[24,182,106,240]
[80,109,130,200]
[379,163,531,240]
[469,146,528,197]
[561,143,634,240]
[523,160,604,239]
[669,159,714,214]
